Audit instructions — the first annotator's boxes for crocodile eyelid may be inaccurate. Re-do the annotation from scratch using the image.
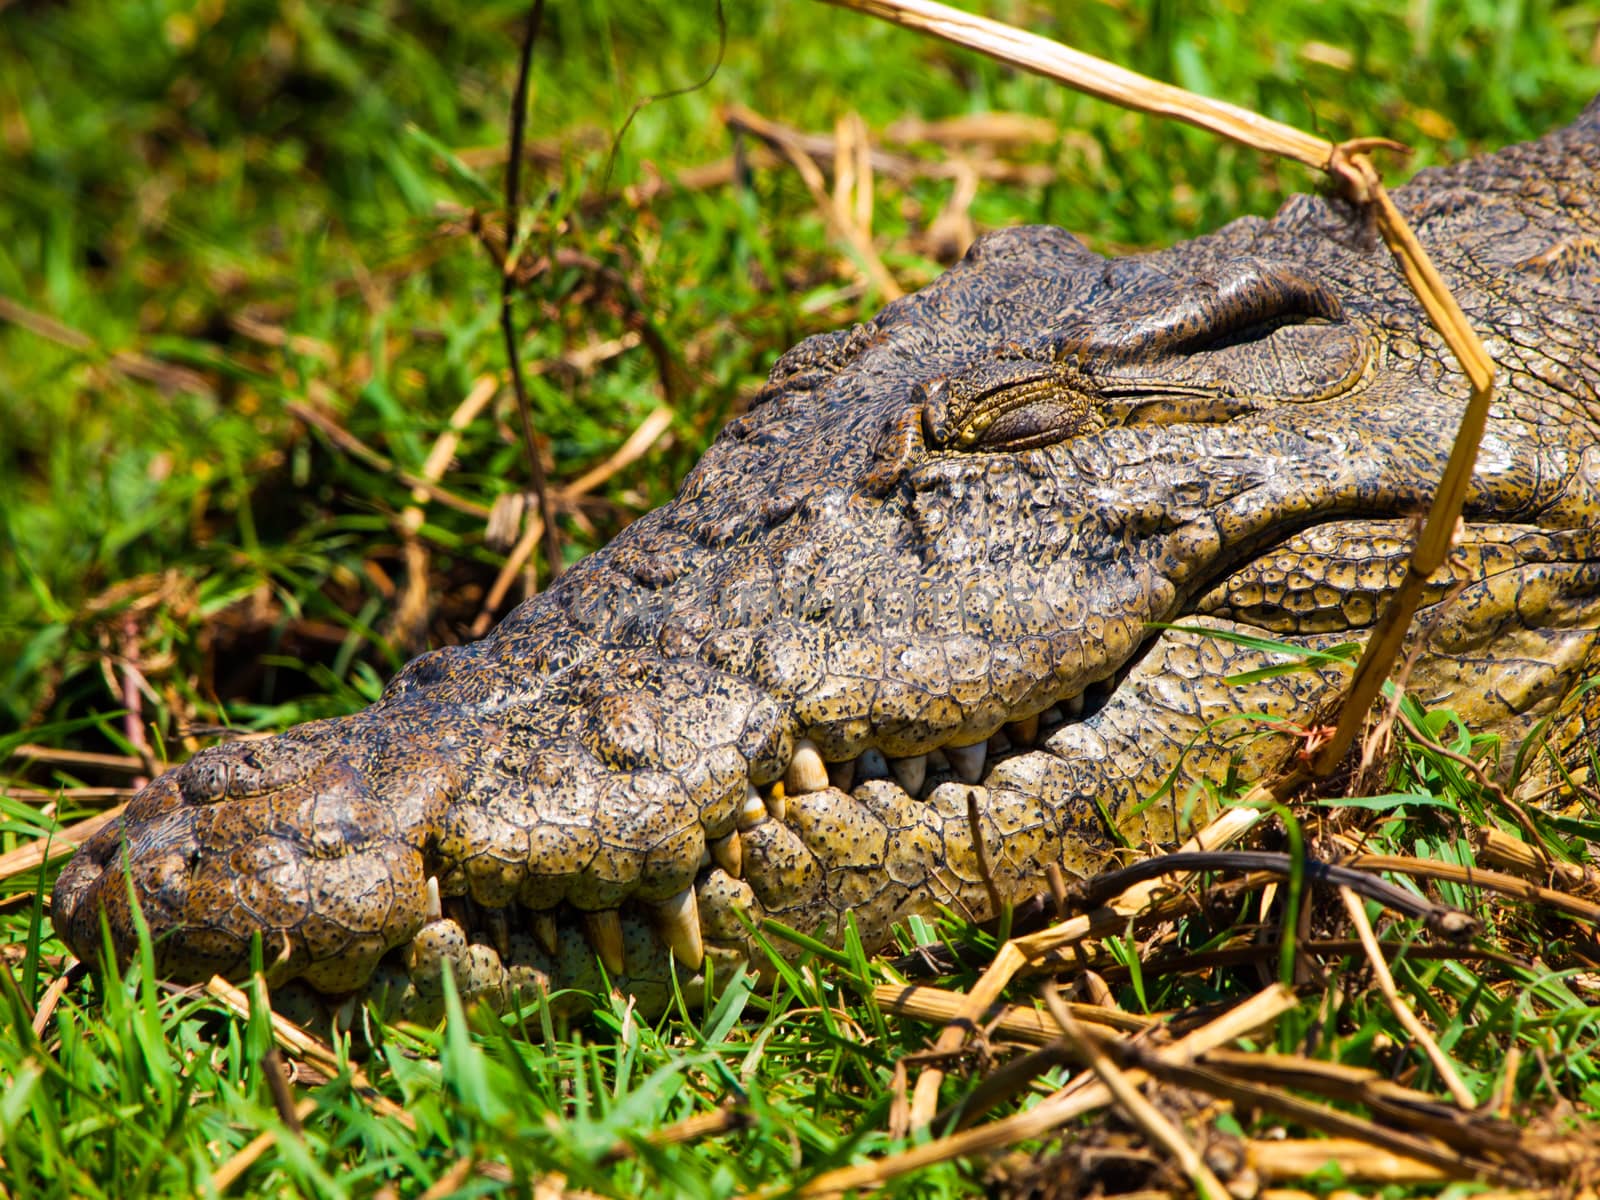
[919,360,1099,452]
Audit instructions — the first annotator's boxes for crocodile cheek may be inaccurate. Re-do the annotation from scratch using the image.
[741,818,826,925]
[515,823,601,909]
[785,787,917,944]
[289,850,423,994]
[697,869,764,947]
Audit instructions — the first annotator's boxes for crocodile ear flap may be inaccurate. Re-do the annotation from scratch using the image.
[918,359,1101,452]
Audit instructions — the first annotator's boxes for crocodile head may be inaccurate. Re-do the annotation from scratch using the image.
[52,107,1600,1020]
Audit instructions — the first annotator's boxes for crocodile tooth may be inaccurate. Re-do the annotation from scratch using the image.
[533,912,559,956]
[737,784,769,830]
[785,738,830,794]
[424,875,442,922]
[827,758,856,792]
[1041,705,1066,726]
[1064,693,1085,717]
[945,740,987,784]
[858,748,889,780]
[696,844,713,871]
[890,754,927,796]
[1007,714,1039,746]
[711,831,743,878]
[655,887,705,971]
[584,909,626,977]
[765,783,789,823]
[334,997,358,1035]
[987,731,1012,756]
[486,906,511,958]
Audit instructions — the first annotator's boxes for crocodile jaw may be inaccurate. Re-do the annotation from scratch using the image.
[50,106,1600,1020]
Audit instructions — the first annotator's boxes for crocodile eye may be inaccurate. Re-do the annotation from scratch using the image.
[918,358,1102,452]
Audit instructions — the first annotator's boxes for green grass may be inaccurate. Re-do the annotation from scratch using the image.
[3,1,1600,1195]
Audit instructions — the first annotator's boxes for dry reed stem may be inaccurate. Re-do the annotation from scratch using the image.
[203,976,413,1128]
[212,1097,317,1193]
[389,373,504,646]
[403,373,501,534]
[1310,176,1496,775]
[29,970,73,1040]
[908,804,1264,1124]
[558,405,675,500]
[599,1105,751,1164]
[783,984,1295,1198]
[1475,826,1599,890]
[286,399,491,519]
[1337,885,1476,1108]
[725,105,902,298]
[0,295,213,395]
[418,1156,479,1200]
[0,806,123,886]
[814,0,1330,165]
[8,744,146,775]
[1120,1054,1510,1183]
[1349,854,1600,922]
[1176,1047,1600,1174]
[471,511,546,636]
[875,983,1153,1039]
[1248,1137,1448,1183]
[1041,987,1231,1200]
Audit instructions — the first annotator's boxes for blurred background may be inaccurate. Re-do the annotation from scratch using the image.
[1,0,1597,792]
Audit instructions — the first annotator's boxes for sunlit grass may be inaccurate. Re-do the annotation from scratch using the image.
[3,0,1599,1194]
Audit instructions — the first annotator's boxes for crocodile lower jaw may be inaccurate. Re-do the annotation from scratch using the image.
[355,694,1093,1026]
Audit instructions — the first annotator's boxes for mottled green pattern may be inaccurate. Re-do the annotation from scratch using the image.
[53,102,1600,1021]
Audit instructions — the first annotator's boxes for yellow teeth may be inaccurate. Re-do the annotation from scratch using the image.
[785,738,830,793]
[890,754,926,796]
[424,875,442,922]
[534,912,559,956]
[945,740,987,784]
[655,887,705,971]
[584,909,626,976]
[737,784,770,830]
[485,907,510,958]
[774,699,1077,808]
[1006,714,1039,745]
[711,831,743,878]
[764,782,789,823]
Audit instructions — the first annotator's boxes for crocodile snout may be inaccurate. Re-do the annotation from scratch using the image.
[53,718,444,995]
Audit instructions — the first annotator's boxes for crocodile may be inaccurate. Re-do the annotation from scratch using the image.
[52,99,1600,1023]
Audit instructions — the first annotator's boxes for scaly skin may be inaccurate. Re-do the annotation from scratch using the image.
[53,101,1600,1022]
